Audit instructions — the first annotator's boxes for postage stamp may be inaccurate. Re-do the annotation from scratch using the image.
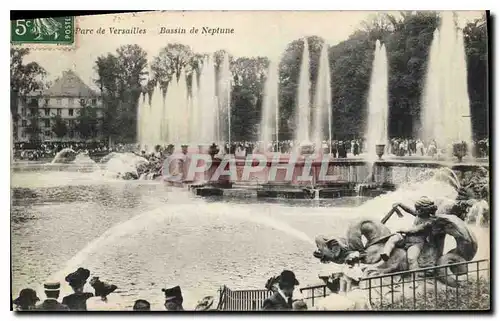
[11,16,75,48]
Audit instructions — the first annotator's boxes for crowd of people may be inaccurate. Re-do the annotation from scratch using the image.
[12,137,489,162]
[12,267,214,312]
[13,264,370,311]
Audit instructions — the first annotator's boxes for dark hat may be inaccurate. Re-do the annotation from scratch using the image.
[162,286,183,301]
[90,277,117,297]
[278,270,299,287]
[44,282,61,292]
[133,299,151,311]
[65,267,91,287]
[13,288,39,306]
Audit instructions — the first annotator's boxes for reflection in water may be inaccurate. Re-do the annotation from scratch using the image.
[11,171,489,310]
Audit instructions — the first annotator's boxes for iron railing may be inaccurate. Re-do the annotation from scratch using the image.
[361,258,490,310]
[218,259,490,311]
[217,286,272,311]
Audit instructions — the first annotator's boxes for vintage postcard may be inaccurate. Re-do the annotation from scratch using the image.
[10,10,490,312]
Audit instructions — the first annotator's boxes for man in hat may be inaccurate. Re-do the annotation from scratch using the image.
[13,288,39,311]
[381,196,438,270]
[62,267,94,311]
[262,270,299,311]
[34,282,70,311]
[162,286,184,311]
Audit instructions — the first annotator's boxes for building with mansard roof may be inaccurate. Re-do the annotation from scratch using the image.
[13,70,103,142]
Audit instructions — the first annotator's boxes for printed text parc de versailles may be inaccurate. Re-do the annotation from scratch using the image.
[75,27,235,35]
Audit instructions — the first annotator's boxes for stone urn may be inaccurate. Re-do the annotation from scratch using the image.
[453,142,467,162]
[166,144,175,156]
[299,143,315,156]
[375,144,385,160]
[181,145,189,155]
[208,143,219,159]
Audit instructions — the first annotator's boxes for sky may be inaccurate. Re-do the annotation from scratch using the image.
[22,11,485,89]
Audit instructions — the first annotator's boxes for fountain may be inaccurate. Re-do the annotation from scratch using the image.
[365,40,389,161]
[136,54,231,149]
[219,52,232,146]
[312,42,332,154]
[199,55,219,145]
[295,39,311,146]
[420,12,473,156]
[259,59,280,152]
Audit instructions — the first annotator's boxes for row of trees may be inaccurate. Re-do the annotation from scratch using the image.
[11,11,488,143]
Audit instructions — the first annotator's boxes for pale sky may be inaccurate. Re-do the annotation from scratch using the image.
[23,10,485,89]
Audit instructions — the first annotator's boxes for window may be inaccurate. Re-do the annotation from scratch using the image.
[30,108,36,116]
[56,98,62,105]
[21,131,26,138]
[80,98,85,106]
[44,119,50,128]
[21,108,26,116]
[45,130,51,137]
[22,120,27,127]
[44,108,50,116]
[69,131,74,138]
[68,120,75,127]
[69,109,74,116]
[30,98,37,105]
[69,98,74,106]
[57,109,62,116]
[44,98,49,105]
[92,98,97,106]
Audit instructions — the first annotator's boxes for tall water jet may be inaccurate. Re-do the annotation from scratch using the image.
[312,43,332,152]
[365,40,389,160]
[294,39,311,144]
[189,70,200,143]
[259,59,280,151]
[218,52,232,145]
[420,12,472,154]
[199,56,218,144]
[177,69,189,145]
[150,84,164,145]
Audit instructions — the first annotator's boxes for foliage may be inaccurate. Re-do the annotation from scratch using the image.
[75,105,99,140]
[94,44,148,143]
[51,114,68,138]
[23,108,42,142]
[10,48,46,116]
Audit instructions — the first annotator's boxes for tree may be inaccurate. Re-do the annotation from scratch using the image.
[94,44,148,143]
[151,43,193,88]
[23,107,42,142]
[75,105,99,140]
[51,114,68,139]
[230,56,269,141]
[10,48,46,117]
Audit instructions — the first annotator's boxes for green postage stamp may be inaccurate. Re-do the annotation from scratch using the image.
[11,17,75,45]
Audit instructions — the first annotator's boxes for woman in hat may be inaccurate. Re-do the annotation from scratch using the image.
[13,288,39,311]
[62,268,94,311]
[162,286,184,311]
[86,277,118,311]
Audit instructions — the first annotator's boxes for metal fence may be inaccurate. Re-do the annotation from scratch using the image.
[361,258,490,310]
[217,286,272,311]
[218,259,490,311]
